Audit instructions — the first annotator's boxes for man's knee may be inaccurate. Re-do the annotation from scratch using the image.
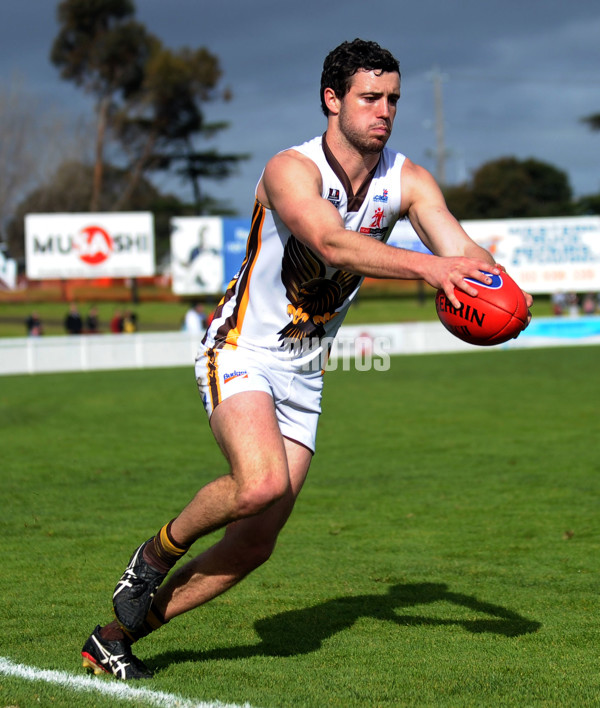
[235,470,289,518]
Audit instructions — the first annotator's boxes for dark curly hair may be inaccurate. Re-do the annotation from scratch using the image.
[320,38,400,116]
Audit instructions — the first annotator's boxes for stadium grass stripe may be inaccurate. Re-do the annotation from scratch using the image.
[0,656,259,708]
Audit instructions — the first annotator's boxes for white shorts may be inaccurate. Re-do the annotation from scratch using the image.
[195,346,324,453]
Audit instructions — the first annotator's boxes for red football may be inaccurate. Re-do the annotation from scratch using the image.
[435,270,528,346]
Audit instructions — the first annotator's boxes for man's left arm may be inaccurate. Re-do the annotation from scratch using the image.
[403,158,533,316]
[402,159,494,263]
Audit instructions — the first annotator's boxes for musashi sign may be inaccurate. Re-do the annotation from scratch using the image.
[25,213,155,279]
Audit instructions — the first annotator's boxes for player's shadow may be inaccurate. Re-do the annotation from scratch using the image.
[151,582,540,669]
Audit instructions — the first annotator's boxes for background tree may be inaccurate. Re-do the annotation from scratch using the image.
[573,193,600,216]
[113,43,247,214]
[581,113,600,131]
[0,77,94,248]
[444,157,574,220]
[0,82,42,244]
[50,0,155,210]
[578,113,600,213]
[50,0,247,218]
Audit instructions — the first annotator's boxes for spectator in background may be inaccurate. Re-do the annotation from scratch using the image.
[86,306,100,334]
[566,292,580,317]
[25,311,43,336]
[110,309,124,333]
[183,302,207,334]
[64,303,83,335]
[123,310,138,333]
[551,291,566,316]
[582,293,596,315]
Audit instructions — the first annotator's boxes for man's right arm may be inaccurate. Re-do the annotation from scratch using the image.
[257,150,498,308]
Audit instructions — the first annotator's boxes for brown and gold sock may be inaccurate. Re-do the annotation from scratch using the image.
[100,603,168,644]
[142,520,190,574]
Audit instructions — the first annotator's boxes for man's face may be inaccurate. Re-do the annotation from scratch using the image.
[337,69,400,154]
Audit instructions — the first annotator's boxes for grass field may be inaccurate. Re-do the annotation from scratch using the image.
[1,345,599,707]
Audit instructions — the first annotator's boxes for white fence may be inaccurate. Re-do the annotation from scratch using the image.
[2,316,599,377]
[0,331,204,376]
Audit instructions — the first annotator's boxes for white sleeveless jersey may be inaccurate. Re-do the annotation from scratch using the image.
[203,134,406,364]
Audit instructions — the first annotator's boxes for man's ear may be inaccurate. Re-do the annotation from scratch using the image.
[323,87,341,115]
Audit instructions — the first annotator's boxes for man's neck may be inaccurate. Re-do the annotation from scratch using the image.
[322,132,380,212]
[323,130,381,190]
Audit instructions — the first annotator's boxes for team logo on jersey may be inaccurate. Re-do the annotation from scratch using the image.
[359,207,387,239]
[278,236,360,344]
[327,188,341,206]
[373,189,389,203]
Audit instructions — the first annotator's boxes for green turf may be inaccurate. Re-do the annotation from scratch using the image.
[1,346,598,707]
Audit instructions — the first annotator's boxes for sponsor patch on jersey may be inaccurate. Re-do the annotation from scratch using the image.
[465,271,503,289]
[359,207,387,239]
[373,189,389,203]
[359,227,387,239]
[223,370,249,383]
[327,188,341,206]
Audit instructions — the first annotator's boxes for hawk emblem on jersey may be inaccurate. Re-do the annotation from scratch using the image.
[278,236,360,343]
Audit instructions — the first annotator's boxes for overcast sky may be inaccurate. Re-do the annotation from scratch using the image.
[1,0,599,216]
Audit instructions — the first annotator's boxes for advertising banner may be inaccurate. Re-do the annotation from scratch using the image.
[170,217,225,295]
[388,215,600,294]
[387,218,431,254]
[462,216,600,294]
[169,214,600,296]
[0,249,17,289]
[170,217,250,295]
[222,218,251,285]
[25,212,155,279]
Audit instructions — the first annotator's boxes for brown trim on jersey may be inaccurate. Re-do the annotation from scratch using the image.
[211,200,265,348]
[206,348,221,409]
[322,132,380,212]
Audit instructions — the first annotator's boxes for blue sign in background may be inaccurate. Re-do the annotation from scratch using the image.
[223,218,251,287]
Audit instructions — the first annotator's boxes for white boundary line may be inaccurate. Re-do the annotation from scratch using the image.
[0,656,258,708]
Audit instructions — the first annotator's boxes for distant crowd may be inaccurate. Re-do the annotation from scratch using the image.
[25,304,139,337]
[25,301,215,337]
[551,291,600,317]
[25,294,597,338]
[63,303,138,335]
